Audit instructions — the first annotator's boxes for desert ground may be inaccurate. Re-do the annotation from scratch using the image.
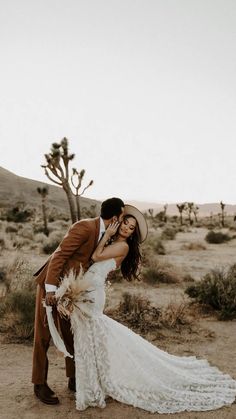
[0,219,236,419]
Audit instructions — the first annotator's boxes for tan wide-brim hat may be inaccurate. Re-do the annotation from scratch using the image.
[124,204,148,243]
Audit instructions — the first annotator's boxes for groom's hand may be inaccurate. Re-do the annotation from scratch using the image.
[45,292,56,306]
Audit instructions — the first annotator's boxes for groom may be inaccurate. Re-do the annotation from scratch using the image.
[32,197,124,405]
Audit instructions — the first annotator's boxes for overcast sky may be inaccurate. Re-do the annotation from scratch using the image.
[0,0,236,204]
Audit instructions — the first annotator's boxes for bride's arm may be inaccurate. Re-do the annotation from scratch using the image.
[92,223,129,262]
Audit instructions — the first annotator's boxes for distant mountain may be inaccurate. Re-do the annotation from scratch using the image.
[128,201,236,216]
[0,166,100,215]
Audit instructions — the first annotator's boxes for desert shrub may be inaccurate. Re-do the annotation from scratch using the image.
[0,235,6,251]
[144,235,166,256]
[33,223,47,234]
[142,260,180,284]
[181,242,206,251]
[106,293,192,334]
[19,224,34,240]
[49,220,69,230]
[42,231,64,254]
[161,227,177,240]
[185,264,236,320]
[159,301,193,330]
[152,238,166,255]
[205,231,231,244]
[0,268,7,283]
[6,206,32,223]
[106,292,160,334]
[107,269,123,283]
[183,274,195,282]
[34,232,47,243]
[12,237,31,249]
[2,254,34,292]
[42,240,59,254]
[5,224,18,233]
[0,290,35,340]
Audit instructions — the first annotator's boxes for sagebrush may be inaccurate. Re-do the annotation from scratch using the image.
[185,264,236,320]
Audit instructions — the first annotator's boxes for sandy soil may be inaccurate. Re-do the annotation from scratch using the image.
[1,227,236,419]
[159,228,236,280]
[1,317,236,419]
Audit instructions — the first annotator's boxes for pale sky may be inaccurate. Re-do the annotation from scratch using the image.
[0,0,236,204]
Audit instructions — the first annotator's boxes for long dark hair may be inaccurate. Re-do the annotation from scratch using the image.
[120,215,142,281]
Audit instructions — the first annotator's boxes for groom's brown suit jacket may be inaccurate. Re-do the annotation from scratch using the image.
[34,217,101,287]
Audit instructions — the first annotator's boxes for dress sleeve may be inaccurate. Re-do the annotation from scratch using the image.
[45,221,90,287]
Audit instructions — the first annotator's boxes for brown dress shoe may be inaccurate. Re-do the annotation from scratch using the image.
[34,384,59,405]
[68,377,76,392]
[44,382,55,396]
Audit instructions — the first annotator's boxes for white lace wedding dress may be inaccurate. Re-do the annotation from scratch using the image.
[68,259,236,414]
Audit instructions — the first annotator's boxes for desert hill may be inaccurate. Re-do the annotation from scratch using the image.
[1,166,236,217]
[0,166,100,215]
[129,201,236,216]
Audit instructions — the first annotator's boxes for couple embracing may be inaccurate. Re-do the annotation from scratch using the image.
[32,197,236,414]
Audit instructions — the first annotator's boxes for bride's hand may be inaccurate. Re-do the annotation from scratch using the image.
[105,221,120,239]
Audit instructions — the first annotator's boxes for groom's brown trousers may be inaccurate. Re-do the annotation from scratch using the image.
[32,217,100,385]
[32,284,75,384]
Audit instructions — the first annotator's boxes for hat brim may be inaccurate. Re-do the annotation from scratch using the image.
[124,205,148,243]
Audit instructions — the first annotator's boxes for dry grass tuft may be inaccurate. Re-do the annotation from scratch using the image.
[19,225,34,240]
[2,253,34,292]
[0,290,35,340]
[42,230,65,254]
[161,227,177,241]
[143,234,166,256]
[185,263,236,320]
[181,242,206,251]
[106,292,194,335]
[142,259,181,284]
[0,254,36,341]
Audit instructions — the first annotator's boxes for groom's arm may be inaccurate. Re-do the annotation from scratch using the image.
[45,221,90,288]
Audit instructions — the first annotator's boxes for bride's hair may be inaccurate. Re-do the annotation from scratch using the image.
[120,215,142,281]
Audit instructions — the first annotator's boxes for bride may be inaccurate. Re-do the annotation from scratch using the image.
[48,205,236,414]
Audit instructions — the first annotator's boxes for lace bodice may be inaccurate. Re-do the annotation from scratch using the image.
[84,258,116,286]
[72,258,116,318]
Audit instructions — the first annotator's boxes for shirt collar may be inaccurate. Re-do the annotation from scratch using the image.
[99,217,106,237]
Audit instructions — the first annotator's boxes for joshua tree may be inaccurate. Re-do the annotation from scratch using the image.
[71,168,93,220]
[220,201,226,227]
[185,202,194,225]
[163,204,168,223]
[176,203,186,225]
[193,205,199,223]
[37,186,49,236]
[41,138,93,223]
[148,208,154,218]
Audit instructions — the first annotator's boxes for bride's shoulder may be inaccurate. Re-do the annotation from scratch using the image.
[112,240,129,250]
[111,240,129,258]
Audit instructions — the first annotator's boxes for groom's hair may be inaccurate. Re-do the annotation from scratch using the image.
[100,197,124,220]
